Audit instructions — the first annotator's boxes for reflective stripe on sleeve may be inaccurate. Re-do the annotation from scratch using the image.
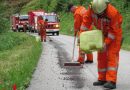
[80,25,89,31]
[108,33,115,40]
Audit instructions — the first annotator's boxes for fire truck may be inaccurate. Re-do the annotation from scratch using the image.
[11,14,19,32]
[28,10,45,32]
[44,13,60,36]
[11,14,29,32]
[18,15,29,32]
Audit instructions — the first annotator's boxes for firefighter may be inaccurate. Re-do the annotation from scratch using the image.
[23,22,28,32]
[80,0,123,89]
[38,16,47,42]
[68,4,93,64]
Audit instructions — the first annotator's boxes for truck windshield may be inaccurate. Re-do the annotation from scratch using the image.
[44,15,58,22]
[19,15,28,21]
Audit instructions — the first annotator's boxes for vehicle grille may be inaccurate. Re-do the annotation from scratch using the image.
[46,25,54,28]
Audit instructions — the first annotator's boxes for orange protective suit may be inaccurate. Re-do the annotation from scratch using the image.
[81,4,122,83]
[23,22,27,32]
[74,6,93,63]
[38,19,46,42]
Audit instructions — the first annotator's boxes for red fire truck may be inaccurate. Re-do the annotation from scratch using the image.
[11,14,29,32]
[44,13,60,36]
[28,10,45,32]
[18,15,29,32]
[11,14,19,32]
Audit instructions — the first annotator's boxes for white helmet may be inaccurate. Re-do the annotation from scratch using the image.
[92,0,109,14]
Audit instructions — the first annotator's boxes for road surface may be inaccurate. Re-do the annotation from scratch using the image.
[27,34,130,90]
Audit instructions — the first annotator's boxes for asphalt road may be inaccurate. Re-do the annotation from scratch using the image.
[27,34,130,90]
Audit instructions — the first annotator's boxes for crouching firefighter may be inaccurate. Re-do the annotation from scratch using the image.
[80,0,123,89]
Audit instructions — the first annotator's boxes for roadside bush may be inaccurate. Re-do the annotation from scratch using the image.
[0,32,27,51]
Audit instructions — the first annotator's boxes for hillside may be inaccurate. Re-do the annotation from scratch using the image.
[0,0,30,32]
[0,0,130,49]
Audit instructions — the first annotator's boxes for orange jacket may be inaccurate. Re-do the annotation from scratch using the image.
[81,4,122,45]
[38,20,46,29]
[74,6,87,33]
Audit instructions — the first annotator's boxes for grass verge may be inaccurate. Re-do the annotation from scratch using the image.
[0,32,42,90]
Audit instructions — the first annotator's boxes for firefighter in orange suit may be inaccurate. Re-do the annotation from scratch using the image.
[23,22,28,32]
[80,0,123,89]
[38,16,47,42]
[68,4,93,64]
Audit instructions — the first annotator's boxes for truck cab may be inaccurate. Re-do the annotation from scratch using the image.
[44,13,60,36]
[18,15,29,32]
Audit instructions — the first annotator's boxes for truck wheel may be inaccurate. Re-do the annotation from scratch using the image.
[38,32,40,35]
[57,32,59,36]
[13,29,16,32]
[18,29,20,32]
[52,33,55,36]
[31,30,33,33]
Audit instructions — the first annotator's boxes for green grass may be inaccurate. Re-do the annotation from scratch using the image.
[59,12,74,36]
[122,33,130,51]
[21,0,41,13]
[0,32,42,90]
[121,7,130,50]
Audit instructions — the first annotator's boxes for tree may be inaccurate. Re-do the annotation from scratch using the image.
[48,0,58,12]
[79,0,83,5]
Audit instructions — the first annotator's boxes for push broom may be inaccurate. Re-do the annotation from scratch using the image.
[64,33,81,66]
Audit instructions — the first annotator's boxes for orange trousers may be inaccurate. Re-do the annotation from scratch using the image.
[40,29,46,42]
[97,39,121,83]
[23,25,27,32]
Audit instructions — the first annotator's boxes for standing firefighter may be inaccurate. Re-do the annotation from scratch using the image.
[38,16,47,42]
[23,22,28,32]
[68,4,93,64]
[81,0,123,89]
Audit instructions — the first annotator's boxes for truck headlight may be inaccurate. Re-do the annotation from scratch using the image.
[55,24,59,28]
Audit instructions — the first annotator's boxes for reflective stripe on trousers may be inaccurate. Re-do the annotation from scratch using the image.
[98,67,118,73]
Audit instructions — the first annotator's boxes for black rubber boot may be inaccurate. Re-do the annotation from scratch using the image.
[93,80,106,86]
[85,60,93,64]
[103,81,116,89]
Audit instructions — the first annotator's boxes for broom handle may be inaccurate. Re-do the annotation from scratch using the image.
[72,34,77,62]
